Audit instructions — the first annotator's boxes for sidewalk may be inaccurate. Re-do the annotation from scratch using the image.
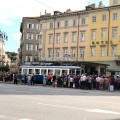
[0,80,120,93]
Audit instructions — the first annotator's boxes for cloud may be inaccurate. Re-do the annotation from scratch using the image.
[0,0,89,25]
[12,33,21,41]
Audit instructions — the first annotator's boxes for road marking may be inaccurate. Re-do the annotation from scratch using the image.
[38,102,85,110]
[0,115,5,118]
[19,118,32,120]
[38,102,120,115]
[86,109,120,115]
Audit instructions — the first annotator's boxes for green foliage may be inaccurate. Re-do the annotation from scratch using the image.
[6,51,17,62]
[0,64,10,72]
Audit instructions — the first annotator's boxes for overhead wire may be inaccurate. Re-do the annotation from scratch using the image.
[34,0,55,11]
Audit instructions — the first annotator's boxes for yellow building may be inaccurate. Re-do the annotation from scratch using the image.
[37,0,120,74]
[18,0,120,75]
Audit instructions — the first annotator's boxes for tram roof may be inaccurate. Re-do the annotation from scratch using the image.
[19,65,81,69]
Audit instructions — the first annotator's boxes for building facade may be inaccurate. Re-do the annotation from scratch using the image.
[20,17,40,65]
[0,30,8,65]
[19,0,120,75]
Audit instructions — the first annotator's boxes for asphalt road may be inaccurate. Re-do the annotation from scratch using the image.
[0,83,120,120]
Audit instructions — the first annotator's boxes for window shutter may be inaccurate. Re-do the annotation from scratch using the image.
[27,23,29,28]
[32,24,34,29]
[26,44,28,50]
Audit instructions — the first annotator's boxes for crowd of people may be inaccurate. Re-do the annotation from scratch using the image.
[48,74,120,91]
[0,71,120,91]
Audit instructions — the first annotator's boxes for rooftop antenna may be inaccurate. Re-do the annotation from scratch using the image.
[45,10,47,14]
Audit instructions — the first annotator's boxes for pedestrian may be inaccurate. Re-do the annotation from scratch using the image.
[14,73,18,84]
[43,74,47,86]
[31,73,35,85]
[27,75,31,86]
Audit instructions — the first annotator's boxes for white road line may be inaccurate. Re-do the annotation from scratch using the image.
[16,96,62,103]
[38,102,120,115]
[86,109,120,115]
[0,115,5,118]
[19,118,33,120]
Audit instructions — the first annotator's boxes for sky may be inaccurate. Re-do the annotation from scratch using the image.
[0,0,109,53]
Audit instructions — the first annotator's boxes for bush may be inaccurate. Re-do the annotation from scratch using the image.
[0,64,10,72]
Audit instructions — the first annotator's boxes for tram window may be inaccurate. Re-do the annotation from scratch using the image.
[55,69,60,75]
[62,70,67,75]
[29,69,33,74]
[76,69,80,75]
[48,69,53,75]
[23,69,27,74]
[35,69,40,74]
[41,69,46,75]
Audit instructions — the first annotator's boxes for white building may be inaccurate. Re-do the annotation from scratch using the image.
[0,30,8,64]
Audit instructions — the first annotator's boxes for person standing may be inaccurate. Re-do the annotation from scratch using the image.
[27,75,31,86]
[43,74,47,86]
[14,73,18,84]
[31,73,35,85]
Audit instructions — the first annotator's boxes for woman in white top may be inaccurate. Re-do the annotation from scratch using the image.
[69,75,74,88]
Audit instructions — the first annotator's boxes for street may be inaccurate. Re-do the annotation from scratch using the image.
[0,83,120,120]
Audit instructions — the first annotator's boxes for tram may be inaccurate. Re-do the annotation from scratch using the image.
[19,65,82,83]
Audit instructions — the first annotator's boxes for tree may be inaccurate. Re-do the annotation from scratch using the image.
[6,52,17,62]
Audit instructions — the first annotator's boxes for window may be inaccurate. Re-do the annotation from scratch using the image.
[80,48,85,59]
[81,18,86,25]
[64,33,68,43]
[113,0,118,5]
[80,32,85,42]
[48,34,53,44]
[91,30,96,40]
[35,45,38,51]
[50,22,53,29]
[34,56,38,61]
[112,27,117,38]
[111,46,116,56]
[55,48,60,57]
[73,20,77,27]
[102,14,106,21]
[27,33,33,40]
[39,35,43,44]
[92,16,96,23]
[27,23,34,29]
[57,21,60,28]
[56,33,60,43]
[101,29,106,39]
[113,13,118,20]
[26,44,33,51]
[40,24,42,30]
[101,46,106,56]
[36,24,40,30]
[26,56,32,62]
[65,20,68,27]
[72,32,76,42]
[63,47,68,57]
[48,48,52,57]
[36,34,40,40]
[90,47,95,56]
[71,47,76,57]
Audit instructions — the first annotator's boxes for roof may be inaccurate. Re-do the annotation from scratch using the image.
[19,65,81,69]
